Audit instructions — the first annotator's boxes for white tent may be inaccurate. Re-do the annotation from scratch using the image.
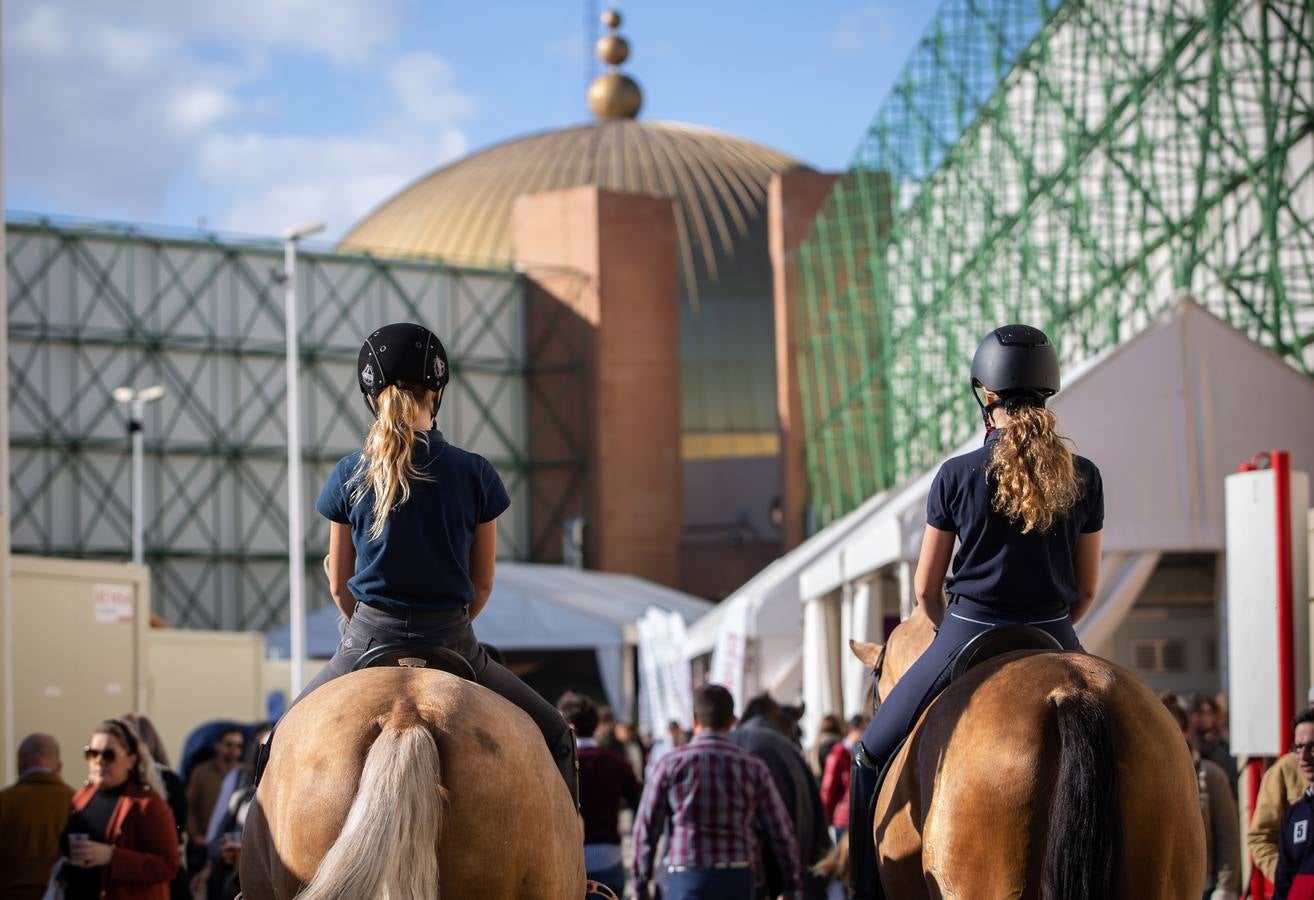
[266,562,713,719]
[688,300,1314,742]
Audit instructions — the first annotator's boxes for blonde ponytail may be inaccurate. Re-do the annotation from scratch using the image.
[350,386,432,541]
[985,405,1081,534]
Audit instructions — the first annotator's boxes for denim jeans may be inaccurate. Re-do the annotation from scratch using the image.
[663,867,754,900]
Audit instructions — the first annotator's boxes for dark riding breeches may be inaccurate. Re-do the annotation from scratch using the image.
[859,597,1084,763]
[292,602,572,751]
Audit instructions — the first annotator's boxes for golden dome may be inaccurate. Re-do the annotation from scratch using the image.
[339,120,800,297]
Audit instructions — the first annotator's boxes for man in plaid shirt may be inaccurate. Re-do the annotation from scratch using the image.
[632,684,801,900]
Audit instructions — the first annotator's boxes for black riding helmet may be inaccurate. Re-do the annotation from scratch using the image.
[970,324,1059,432]
[357,322,450,423]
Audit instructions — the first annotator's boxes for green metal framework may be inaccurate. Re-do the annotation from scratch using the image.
[796,0,1314,527]
[6,217,587,629]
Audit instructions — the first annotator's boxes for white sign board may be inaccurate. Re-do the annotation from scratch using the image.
[1225,468,1310,757]
[636,608,693,736]
[708,600,750,712]
[93,584,135,624]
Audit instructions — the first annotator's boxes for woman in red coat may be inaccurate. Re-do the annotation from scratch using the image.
[60,719,180,900]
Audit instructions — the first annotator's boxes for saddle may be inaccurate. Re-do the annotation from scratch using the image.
[350,642,478,681]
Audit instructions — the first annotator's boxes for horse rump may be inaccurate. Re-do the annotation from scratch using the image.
[1041,692,1124,900]
[296,723,447,900]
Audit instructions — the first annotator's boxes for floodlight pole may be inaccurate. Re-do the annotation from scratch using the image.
[131,398,144,565]
[114,386,166,566]
[282,222,324,697]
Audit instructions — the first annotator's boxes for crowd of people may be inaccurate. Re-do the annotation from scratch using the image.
[0,681,1307,899]
[0,714,271,900]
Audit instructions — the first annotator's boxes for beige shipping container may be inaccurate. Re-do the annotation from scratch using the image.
[7,555,328,783]
[10,556,151,788]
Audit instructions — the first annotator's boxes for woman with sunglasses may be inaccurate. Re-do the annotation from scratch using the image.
[59,719,180,900]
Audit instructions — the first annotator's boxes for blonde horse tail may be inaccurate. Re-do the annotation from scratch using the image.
[296,724,446,900]
[1041,692,1124,900]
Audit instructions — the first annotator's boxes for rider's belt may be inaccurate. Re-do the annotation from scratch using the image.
[667,861,751,873]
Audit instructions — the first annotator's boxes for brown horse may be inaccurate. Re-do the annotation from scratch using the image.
[238,667,585,899]
[850,609,1205,899]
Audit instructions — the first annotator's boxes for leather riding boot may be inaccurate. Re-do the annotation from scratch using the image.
[551,727,581,812]
[849,741,884,900]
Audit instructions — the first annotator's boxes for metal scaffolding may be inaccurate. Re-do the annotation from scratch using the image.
[6,217,587,629]
[796,0,1314,527]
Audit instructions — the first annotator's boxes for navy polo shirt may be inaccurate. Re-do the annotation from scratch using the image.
[315,430,510,611]
[927,429,1103,615]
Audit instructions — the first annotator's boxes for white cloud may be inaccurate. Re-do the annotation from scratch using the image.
[833,5,896,53]
[193,49,475,238]
[5,4,247,218]
[196,119,470,239]
[388,52,477,127]
[4,2,474,238]
[168,87,239,135]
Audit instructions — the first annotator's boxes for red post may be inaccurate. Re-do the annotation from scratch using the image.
[1274,450,1294,744]
[1249,758,1269,899]
[1240,450,1294,900]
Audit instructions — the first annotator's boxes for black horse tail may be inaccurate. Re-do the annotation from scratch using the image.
[1041,692,1124,900]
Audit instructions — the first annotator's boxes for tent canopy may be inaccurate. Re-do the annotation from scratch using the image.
[266,562,712,716]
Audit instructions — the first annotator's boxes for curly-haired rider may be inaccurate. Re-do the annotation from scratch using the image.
[848,325,1104,899]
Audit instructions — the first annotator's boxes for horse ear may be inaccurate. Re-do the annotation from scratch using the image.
[849,639,883,668]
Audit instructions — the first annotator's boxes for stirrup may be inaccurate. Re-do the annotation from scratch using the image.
[585,882,619,900]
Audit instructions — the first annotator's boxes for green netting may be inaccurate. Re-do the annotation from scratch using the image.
[796,0,1314,528]
[6,217,588,628]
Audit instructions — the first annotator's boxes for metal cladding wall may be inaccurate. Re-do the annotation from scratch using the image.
[6,219,583,629]
[795,0,1314,527]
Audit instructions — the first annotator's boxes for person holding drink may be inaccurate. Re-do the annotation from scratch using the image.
[59,719,179,899]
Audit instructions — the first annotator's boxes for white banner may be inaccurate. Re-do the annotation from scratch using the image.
[636,607,694,737]
[708,599,751,712]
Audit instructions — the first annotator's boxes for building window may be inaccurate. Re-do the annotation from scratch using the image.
[1132,638,1187,674]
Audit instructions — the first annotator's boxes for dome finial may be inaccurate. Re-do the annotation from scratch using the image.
[588,8,642,120]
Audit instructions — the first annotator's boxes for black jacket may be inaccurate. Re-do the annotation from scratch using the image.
[729,717,832,900]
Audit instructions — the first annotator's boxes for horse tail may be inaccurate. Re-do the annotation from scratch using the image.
[296,723,447,900]
[1041,692,1124,900]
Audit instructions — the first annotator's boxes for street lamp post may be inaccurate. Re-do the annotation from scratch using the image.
[112,385,166,565]
[282,221,324,697]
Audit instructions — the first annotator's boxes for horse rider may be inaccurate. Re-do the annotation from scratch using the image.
[290,321,579,809]
[848,324,1105,899]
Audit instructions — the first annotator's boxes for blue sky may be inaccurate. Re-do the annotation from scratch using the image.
[5,1,940,242]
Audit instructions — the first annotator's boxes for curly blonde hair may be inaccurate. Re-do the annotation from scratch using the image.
[93,719,165,795]
[985,404,1082,533]
[349,385,433,541]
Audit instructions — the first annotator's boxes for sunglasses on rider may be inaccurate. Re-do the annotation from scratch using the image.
[84,746,120,764]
